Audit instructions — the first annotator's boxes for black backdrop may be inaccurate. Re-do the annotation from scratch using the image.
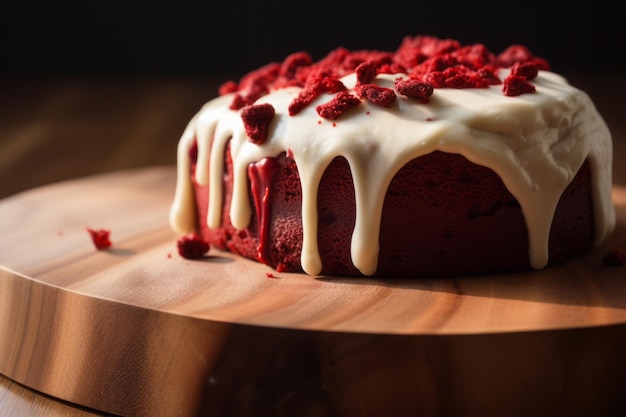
[1,1,624,80]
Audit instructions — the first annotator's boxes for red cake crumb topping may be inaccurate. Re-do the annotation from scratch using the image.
[394,35,461,68]
[316,91,361,120]
[497,45,531,65]
[395,78,434,99]
[288,73,347,116]
[453,44,495,70]
[510,61,539,80]
[229,94,252,111]
[497,45,548,69]
[280,51,313,78]
[355,61,379,85]
[86,227,111,250]
[421,71,447,88]
[241,103,275,144]
[502,74,536,96]
[443,67,490,88]
[219,80,239,96]
[602,249,626,266]
[218,35,550,125]
[177,234,210,259]
[289,86,319,116]
[476,65,502,85]
[355,84,396,107]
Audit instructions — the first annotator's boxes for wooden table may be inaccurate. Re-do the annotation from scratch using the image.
[1,74,625,417]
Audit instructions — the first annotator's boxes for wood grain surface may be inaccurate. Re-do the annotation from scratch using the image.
[2,166,626,334]
[1,75,626,417]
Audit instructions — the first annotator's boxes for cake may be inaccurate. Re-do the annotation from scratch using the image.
[169,35,615,277]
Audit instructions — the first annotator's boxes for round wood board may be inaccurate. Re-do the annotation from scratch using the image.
[1,166,626,417]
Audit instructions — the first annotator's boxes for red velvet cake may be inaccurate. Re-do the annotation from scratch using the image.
[170,35,615,277]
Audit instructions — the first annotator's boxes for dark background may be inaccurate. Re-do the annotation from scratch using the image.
[1,1,624,81]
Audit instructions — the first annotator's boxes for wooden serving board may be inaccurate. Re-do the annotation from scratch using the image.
[1,166,626,417]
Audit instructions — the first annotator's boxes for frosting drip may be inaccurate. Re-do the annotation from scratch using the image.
[170,69,615,276]
[248,157,280,264]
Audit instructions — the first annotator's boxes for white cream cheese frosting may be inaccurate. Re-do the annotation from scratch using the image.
[170,69,615,276]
